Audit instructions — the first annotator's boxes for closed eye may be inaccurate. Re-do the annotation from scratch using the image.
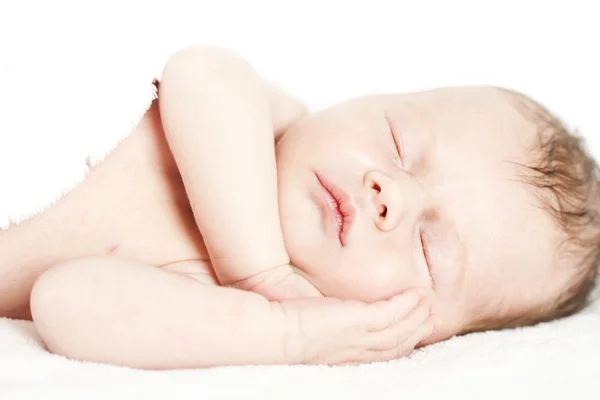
[385,114,403,163]
[420,229,434,286]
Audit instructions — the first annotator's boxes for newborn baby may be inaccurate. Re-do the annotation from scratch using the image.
[0,46,598,369]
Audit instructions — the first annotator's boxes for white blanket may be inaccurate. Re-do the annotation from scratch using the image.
[1,311,599,399]
[1,1,600,399]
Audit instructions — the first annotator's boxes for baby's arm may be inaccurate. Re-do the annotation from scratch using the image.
[158,46,312,297]
[30,257,433,368]
[265,81,309,142]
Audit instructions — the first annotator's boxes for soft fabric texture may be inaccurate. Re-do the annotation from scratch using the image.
[1,311,599,399]
[1,2,599,399]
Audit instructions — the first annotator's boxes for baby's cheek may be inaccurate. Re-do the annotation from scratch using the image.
[339,262,411,302]
[301,252,423,302]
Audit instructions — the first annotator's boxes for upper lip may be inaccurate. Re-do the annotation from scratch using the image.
[315,172,357,246]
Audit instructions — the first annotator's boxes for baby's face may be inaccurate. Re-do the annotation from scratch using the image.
[275,87,562,342]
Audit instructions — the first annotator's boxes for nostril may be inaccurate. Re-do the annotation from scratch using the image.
[379,205,387,218]
[371,182,381,193]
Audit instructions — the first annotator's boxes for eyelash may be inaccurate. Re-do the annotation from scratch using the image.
[385,116,403,163]
[420,229,432,277]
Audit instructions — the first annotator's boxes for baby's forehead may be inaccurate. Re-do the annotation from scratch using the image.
[457,165,563,319]
[407,89,561,315]
[344,88,538,164]
[416,87,536,140]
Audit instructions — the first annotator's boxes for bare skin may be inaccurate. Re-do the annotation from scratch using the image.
[0,46,566,368]
[0,98,208,316]
[0,47,434,368]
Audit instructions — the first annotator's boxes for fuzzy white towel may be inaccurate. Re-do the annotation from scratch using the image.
[1,2,600,399]
[1,311,599,399]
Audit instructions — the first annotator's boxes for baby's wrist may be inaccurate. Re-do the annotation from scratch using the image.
[267,301,304,364]
[227,264,322,301]
[226,264,294,292]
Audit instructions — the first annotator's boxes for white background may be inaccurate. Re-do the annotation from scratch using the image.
[0,2,599,397]
[0,0,599,226]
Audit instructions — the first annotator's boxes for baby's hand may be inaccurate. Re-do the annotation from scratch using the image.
[276,289,434,365]
[226,264,323,300]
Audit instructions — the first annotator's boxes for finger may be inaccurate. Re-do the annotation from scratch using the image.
[366,298,431,350]
[367,289,426,332]
[362,318,435,364]
[392,318,435,358]
[416,315,441,348]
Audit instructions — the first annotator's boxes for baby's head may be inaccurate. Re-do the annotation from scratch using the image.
[274,86,600,343]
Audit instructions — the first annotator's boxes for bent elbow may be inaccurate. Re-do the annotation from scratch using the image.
[160,45,256,87]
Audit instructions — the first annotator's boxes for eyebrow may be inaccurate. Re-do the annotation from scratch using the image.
[453,223,468,288]
[445,218,468,294]
[413,106,435,171]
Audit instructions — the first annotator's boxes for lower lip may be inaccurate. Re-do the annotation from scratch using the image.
[314,173,347,246]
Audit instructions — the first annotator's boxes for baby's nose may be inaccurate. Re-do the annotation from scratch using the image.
[363,170,403,232]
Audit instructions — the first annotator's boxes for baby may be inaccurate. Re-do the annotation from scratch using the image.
[0,46,598,369]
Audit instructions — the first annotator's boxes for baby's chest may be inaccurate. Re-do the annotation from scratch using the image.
[92,108,212,266]
[48,101,212,267]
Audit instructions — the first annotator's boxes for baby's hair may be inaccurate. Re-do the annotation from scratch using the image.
[469,88,600,332]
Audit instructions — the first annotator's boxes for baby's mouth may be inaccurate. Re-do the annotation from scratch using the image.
[314,172,356,246]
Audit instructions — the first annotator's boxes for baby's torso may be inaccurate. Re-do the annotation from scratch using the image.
[0,101,217,317]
